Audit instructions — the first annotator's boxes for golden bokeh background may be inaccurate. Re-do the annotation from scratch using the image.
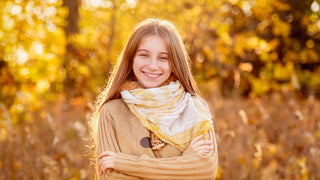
[1,0,320,179]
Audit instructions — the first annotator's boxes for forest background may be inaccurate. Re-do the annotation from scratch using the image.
[0,0,320,179]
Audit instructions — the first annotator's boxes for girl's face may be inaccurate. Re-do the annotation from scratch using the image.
[133,35,171,88]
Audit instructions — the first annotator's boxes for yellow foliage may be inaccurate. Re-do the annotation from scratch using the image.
[216,165,222,179]
[238,154,247,164]
[297,156,309,180]
[0,128,8,142]
[272,18,291,37]
[250,77,270,96]
[36,79,50,94]
[315,130,320,139]
[266,143,278,155]
[273,62,294,81]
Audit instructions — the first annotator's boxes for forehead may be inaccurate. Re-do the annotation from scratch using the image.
[138,35,168,51]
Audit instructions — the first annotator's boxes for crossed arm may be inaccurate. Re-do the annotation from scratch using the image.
[97,106,218,180]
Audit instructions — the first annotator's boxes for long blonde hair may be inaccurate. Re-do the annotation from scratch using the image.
[88,18,201,161]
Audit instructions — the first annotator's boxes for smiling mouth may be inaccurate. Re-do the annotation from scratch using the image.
[143,72,161,78]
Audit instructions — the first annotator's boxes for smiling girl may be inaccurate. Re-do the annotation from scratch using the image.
[90,19,218,179]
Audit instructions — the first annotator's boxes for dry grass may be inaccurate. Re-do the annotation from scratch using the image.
[208,92,320,180]
[0,95,94,179]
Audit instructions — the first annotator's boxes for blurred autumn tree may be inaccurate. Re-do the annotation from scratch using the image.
[62,0,80,98]
[1,0,319,124]
[0,0,319,179]
[0,0,67,123]
[71,0,320,98]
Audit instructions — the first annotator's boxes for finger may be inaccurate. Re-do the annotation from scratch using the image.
[100,167,103,176]
[103,164,107,174]
[199,144,214,150]
[99,157,108,174]
[190,134,203,145]
[100,164,105,175]
[199,147,213,154]
[98,160,103,174]
[200,149,211,154]
[98,151,109,159]
[101,163,108,176]
[192,139,212,147]
[99,163,102,175]
[102,163,109,174]
[193,144,214,152]
[99,151,112,159]
[99,156,113,173]
[192,134,203,143]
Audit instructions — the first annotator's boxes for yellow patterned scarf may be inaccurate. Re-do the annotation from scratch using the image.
[120,80,213,152]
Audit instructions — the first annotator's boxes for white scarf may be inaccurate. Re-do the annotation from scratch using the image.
[121,80,213,151]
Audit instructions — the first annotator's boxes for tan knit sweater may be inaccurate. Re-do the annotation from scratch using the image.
[98,99,218,180]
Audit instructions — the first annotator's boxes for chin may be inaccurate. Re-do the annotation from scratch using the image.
[141,82,162,88]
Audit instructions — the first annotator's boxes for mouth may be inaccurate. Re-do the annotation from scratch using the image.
[143,71,161,78]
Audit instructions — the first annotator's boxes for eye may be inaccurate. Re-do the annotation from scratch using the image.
[139,53,148,57]
[160,56,168,61]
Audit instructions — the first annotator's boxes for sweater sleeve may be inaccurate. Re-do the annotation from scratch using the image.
[113,128,218,180]
[97,104,142,180]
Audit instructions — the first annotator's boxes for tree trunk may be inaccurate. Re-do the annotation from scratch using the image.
[104,0,117,79]
[62,0,80,99]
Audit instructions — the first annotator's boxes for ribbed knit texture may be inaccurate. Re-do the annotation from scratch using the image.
[97,99,218,180]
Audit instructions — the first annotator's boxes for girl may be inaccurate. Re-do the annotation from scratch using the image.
[90,19,218,179]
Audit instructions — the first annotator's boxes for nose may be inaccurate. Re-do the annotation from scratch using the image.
[148,56,158,70]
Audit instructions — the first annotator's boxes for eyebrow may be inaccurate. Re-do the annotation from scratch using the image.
[137,49,168,54]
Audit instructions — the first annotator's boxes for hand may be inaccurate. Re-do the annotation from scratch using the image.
[183,134,213,156]
[98,150,117,176]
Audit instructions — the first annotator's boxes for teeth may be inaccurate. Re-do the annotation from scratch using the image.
[144,72,160,78]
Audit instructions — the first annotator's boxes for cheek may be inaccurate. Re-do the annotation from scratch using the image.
[132,58,141,74]
[164,62,171,74]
